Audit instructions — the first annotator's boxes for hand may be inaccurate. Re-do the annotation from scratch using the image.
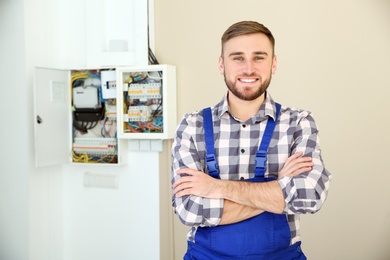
[173,168,223,199]
[278,151,314,179]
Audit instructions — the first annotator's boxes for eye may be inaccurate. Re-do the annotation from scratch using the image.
[233,56,243,61]
[254,56,265,61]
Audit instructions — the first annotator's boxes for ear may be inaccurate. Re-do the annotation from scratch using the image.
[271,55,277,74]
[218,56,225,75]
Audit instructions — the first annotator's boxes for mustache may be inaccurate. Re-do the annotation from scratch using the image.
[238,73,259,77]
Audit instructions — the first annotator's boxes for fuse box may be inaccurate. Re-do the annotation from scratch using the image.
[70,68,120,164]
[116,65,176,139]
[33,67,126,167]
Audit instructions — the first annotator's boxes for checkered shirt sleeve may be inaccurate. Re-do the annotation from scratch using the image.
[171,111,223,228]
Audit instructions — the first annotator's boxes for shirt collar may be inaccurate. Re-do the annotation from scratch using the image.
[216,91,279,124]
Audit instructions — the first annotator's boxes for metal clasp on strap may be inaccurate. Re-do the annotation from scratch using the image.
[205,154,219,178]
[255,150,267,170]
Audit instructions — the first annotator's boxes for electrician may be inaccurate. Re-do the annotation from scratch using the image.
[171,21,331,259]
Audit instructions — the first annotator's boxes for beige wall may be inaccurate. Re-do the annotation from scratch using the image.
[155,1,390,259]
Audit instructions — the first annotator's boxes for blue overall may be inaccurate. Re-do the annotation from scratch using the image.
[184,103,306,260]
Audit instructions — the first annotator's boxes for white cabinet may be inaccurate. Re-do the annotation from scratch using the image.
[31,0,152,167]
[33,67,126,167]
[117,65,177,139]
[44,0,149,69]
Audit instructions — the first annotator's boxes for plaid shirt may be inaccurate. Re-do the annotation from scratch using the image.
[171,92,332,244]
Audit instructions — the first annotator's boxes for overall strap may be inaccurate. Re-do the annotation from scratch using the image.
[255,102,282,178]
[203,103,282,179]
[202,107,220,179]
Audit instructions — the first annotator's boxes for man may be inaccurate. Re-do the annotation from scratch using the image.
[171,21,331,259]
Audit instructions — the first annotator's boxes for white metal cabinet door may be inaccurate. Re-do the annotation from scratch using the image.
[33,67,71,167]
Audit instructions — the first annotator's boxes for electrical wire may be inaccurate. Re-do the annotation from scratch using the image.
[71,70,118,164]
[148,47,159,65]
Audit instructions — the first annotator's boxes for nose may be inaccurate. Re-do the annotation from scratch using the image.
[242,60,255,75]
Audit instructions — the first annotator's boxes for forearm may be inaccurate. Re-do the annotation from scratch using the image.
[278,113,332,214]
[219,199,264,225]
[278,156,331,214]
[219,180,286,214]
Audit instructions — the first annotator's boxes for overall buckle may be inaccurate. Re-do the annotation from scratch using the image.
[255,150,267,170]
[205,154,219,177]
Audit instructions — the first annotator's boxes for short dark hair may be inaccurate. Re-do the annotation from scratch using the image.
[221,21,275,56]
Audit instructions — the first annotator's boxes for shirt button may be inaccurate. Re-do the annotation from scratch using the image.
[240,149,245,153]
[242,124,246,128]
[240,177,245,180]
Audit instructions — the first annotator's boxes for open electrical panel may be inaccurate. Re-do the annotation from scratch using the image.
[70,69,119,164]
[33,65,176,167]
[117,65,176,140]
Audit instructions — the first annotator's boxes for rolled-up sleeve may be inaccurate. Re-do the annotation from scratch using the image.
[171,114,223,227]
[278,112,332,214]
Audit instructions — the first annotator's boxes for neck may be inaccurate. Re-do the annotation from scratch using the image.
[228,92,265,122]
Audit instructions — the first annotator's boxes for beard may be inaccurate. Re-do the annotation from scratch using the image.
[224,73,272,101]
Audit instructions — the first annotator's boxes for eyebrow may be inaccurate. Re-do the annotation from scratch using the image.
[228,51,269,57]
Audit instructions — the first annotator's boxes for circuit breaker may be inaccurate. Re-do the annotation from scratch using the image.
[70,69,120,164]
[116,65,177,139]
[33,67,125,166]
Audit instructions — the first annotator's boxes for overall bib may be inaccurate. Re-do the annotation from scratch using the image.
[184,103,306,260]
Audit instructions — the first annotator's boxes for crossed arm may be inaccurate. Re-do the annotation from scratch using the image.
[173,152,313,225]
[172,109,332,227]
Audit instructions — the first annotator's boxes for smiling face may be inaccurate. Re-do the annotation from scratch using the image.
[219,33,277,102]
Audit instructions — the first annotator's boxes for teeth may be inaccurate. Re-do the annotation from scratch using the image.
[240,78,256,83]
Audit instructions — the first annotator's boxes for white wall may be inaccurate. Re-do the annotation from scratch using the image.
[1,0,173,259]
[154,0,390,259]
[0,1,29,259]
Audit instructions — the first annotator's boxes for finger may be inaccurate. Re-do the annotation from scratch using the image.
[291,160,313,171]
[292,151,304,158]
[290,162,314,176]
[173,182,191,195]
[291,166,313,176]
[173,176,194,191]
[284,151,303,165]
[284,152,308,169]
[172,175,191,189]
[174,179,199,197]
[284,156,312,171]
[283,159,310,174]
[175,188,191,198]
[290,155,312,164]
